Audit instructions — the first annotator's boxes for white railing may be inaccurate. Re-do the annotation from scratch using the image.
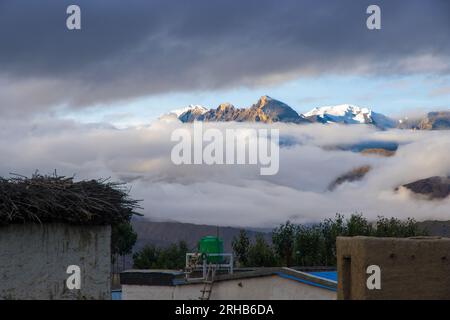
[185,253,234,280]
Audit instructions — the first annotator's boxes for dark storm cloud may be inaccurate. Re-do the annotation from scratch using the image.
[0,0,449,115]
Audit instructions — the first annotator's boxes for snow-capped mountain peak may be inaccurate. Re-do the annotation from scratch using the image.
[303,104,396,129]
[169,104,208,117]
[161,99,398,129]
[304,104,370,123]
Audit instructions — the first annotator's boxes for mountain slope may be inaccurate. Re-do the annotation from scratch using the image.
[418,111,450,130]
[178,96,309,124]
[174,105,208,122]
[397,111,450,130]
[131,218,272,253]
[400,176,450,199]
[304,104,396,129]
[329,165,371,190]
[167,98,447,131]
[417,220,450,237]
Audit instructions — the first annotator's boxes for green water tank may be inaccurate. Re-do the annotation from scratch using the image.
[198,236,224,263]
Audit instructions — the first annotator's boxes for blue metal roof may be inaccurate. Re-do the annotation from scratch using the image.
[307,271,338,282]
[275,271,337,292]
[112,290,122,300]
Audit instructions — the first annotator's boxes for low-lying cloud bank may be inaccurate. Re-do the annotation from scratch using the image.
[1,118,449,227]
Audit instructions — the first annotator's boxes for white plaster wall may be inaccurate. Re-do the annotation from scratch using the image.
[123,275,336,300]
[0,223,111,300]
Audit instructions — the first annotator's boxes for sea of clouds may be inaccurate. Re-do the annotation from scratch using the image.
[0,117,449,227]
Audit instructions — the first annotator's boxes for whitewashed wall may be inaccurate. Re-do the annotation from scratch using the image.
[0,223,111,300]
[122,275,336,300]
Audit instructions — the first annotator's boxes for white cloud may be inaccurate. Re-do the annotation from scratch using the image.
[0,118,449,227]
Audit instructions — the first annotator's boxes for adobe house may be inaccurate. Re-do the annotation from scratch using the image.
[0,174,138,300]
[337,236,450,300]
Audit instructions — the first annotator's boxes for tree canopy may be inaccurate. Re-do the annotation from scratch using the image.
[232,214,428,268]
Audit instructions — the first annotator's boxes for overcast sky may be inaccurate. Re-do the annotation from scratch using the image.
[0,1,449,226]
[0,0,449,124]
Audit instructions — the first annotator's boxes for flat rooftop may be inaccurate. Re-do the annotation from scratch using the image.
[120,267,337,292]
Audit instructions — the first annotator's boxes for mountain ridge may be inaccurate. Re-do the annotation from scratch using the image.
[177,96,309,124]
[169,96,449,130]
[303,104,397,129]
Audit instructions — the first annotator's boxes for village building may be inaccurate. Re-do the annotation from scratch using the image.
[0,175,138,300]
[120,267,337,300]
[337,236,450,300]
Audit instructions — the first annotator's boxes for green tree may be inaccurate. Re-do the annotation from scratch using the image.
[272,221,296,266]
[320,214,345,266]
[291,214,427,267]
[156,241,189,269]
[294,224,325,266]
[111,222,138,271]
[133,241,189,270]
[133,245,160,269]
[232,230,250,267]
[374,216,426,237]
[346,213,373,236]
[248,234,278,267]
[401,217,426,237]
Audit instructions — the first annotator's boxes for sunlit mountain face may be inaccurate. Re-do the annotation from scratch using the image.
[172,96,449,131]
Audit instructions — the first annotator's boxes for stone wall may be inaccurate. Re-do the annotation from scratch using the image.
[0,223,111,300]
[337,236,450,300]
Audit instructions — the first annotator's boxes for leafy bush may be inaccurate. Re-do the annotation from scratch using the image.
[232,214,428,268]
[133,241,189,270]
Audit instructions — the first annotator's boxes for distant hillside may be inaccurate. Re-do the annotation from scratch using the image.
[120,218,450,271]
[111,218,272,271]
[131,217,272,253]
[417,221,450,237]
[418,111,450,130]
[329,165,371,190]
[398,111,450,130]
[400,176,450,200]
[131,218,450,254]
